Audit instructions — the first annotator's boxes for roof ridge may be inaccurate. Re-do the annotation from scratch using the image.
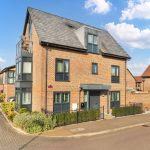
[142,64,150,77]
[27,7,107,33]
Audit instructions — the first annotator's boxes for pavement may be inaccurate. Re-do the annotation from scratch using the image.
[1,110,150,150]
[41,113,150,137]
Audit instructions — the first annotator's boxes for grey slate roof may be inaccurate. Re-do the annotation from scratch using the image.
[0,65,15,74]
[27,7,130,59]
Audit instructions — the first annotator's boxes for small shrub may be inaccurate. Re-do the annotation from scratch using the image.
[19,108,29,114]
[43,115,56,131]
[55,113,65,126]
[0,93,5,103]
[7,111,17,121]
[13,112,56,134]
[1,102,15,115]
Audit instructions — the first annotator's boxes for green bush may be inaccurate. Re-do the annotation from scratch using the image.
[55,109,100,126]
[64,112,77,125]
[7,111,17,121]
[1,102,15,115]
[78,109,100,123]
[0,93,5,103]
[19,108,29,114]
[55,113,65,126]
[13,112,56,134]
[112,105,143,117]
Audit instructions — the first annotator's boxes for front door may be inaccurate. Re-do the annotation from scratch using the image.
[89,91,100,109]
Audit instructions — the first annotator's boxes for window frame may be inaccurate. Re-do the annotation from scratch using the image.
[7,71,15,84]
[92,63,98,75]
[54,92,70,104]
[87,34,98,54]
[22,91,32,105]
[55,58,70,82]
[23,62,32,74]
[53,92,70,113]
[111,65,120,83]
[110,91,120,108]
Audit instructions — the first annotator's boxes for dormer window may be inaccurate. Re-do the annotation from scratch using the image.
[87,34,98,53]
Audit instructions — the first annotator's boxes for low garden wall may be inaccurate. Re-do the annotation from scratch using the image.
[126,92,150,110]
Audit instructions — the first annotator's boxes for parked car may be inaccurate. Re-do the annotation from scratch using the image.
[7,96,16,102]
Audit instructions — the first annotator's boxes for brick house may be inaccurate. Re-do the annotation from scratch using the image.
[0,65,16,101]
[126,69,136,91]
[142,65,150,92]
[134,76,144,91]
[15,7,130,113]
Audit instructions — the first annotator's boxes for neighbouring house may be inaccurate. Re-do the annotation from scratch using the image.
[0,65,16,101]
[15,7,130,113]
[142,65,150,92]
[126,69,136,92]
[134,76,144,91]
[126,66,150,110]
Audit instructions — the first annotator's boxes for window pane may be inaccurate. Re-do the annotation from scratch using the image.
[8,78,14,84]
[88,34,93,44]
[54,93,61,104]
[19,62,21,74]
[116,92,120,101]
[22,92,31,105]
[64,73,69,81]
[23,62,31,73]
[93,45,98,53]
[84,91,88,102]
[8,72,14,78]
[111,67,116,76]
[87,43,93,52]
[116,67,119,76]
[111,93,115,102]
[57,60,63,73]
[56,73,64,81]
[92,63,98,74]
[93,35,97,44]
[62,93,69,103]
[64,60,69,73]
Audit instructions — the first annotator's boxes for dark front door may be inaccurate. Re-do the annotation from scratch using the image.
[89,91,100,109]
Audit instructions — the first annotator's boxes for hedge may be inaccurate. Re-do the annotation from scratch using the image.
[54,109,100,126]
[112,105,143,117]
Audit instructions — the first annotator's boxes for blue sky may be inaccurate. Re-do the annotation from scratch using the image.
[0,0,150,75]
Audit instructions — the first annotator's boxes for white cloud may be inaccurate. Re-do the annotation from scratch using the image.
[128,58,150,75]
[120,0,150,21]
[84,0,112,14]
[0,57,5,64]
[105,22,150,49]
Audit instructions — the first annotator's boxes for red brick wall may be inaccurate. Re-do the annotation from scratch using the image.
[144,78,150,92]
[126,69,136,90]
[127,91,150,110]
